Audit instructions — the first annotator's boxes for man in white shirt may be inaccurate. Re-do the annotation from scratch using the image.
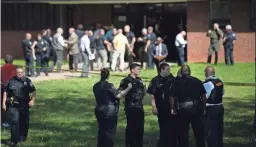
[51,28,67,72]
[80,30,92,78]
[111,29,131,71]
[175,31,187,66]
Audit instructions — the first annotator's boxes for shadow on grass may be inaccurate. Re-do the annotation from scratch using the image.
[1,94,255,147]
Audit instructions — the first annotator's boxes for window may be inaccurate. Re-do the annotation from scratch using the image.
[209,0,231,29]
[1,3,60,31]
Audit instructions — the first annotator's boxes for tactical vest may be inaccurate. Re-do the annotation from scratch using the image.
[204,78,224,104]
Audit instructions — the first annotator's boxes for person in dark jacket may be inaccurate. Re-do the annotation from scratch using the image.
[151,37,168,74]
[34,33,49,76]
[93,68,132,147]
[170,65,207,147]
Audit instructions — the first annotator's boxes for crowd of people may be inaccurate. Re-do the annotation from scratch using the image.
[20,22,237,78]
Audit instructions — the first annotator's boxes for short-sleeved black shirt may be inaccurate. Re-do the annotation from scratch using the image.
[4,76,36,104]
[119,75,145,107]
[147,74,175,111]
[22,39,33,56]
[169,75,206,103]
[93,80,119,106]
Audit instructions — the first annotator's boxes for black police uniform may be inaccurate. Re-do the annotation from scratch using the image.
[4,76,36,143]
[35,39,49,76]
[125,32,135,67]
[137,35,149,67]
[147,74,178,147]
[43,35,55,69]
[93,80,120,147]
[203,76,224,147]
[169,75,206,147]
[22,39,35,76]
[223,31,236,65]
[119,75,146,147]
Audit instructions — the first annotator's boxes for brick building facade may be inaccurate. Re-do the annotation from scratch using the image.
[1,0,255,62]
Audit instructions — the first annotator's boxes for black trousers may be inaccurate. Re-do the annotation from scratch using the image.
[128,54,134,67]
[157,111,178,147]
[177,104,205,147]
[138,47,148,67]
[205,105,224,147]
[153,59,165,74]
[9,104,30,143]
[224,47,234,65]
[95,105,118,147]
[125,106,144,147]
[35,54,49,75]
[24,55,35,76]
[49,48,57,70]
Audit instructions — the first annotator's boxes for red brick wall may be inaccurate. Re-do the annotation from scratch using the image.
[187,0,255,63]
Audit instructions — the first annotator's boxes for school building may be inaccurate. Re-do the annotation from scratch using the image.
[1,0,256,62]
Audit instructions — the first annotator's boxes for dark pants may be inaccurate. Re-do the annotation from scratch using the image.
[125,106,144,147]
[205,105,224,147]
[177,103,205,147]
[69,54,79,71]
[176,46,185,66]
[35,54,49,75]
[49,48,57,71]
[24,55,34,76]
[138,47,147,68]
[224,47,234,65]
[128,54,134,68]
[95,105,118,147]
[207,45,219,64]
[147,47,154,69]
[153,59,165,74]
[9,104,30,143]
[157,110,178,147]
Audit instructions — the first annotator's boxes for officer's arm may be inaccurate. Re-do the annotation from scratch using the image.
[200,82,207,107]
[28,80,36,101]
[116,84,132,99]
[169,81,177,110]
[147,80,156,107]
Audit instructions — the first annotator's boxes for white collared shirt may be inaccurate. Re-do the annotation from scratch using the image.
[156,43,162,56]
[80,35,91,54]
[175,33,187,47]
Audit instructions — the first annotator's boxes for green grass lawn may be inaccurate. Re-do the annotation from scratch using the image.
[1,63,255,147]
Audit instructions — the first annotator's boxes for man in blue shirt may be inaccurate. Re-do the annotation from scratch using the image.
[223,25,236,65]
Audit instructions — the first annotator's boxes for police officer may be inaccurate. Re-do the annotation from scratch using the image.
[145,26,157,69]
[2,66,36,146]
[147,62,178,147]
[170,65,207,147]
[93,68,132,147]
[203,66,224,147]
[207,23,223,65]
[137,28,149,69]
[43,29,54,72]
[22,33,36,77]
[223,24,236,65]
[119,63,146,147]
[34,33,49,76]
[124,25,136,68]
